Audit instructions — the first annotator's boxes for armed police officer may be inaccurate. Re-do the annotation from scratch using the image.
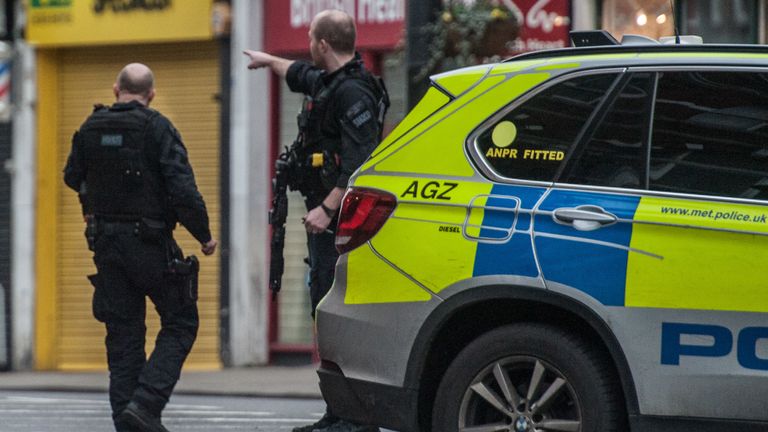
[64,63,217,432]
[244,9,388,432]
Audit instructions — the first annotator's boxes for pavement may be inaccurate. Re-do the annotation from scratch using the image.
[0,364,323,398]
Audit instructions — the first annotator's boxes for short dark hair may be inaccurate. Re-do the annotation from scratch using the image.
[117,66,154,97]
[313,10,356,55]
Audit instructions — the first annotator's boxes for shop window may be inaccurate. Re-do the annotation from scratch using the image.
[602,0,674,41]
[560,72,654,189]
[476,73,619,182]
[650,71,768,199]
[679,0,758,43]
[382,51,408,136]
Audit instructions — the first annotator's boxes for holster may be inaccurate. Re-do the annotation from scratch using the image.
[165,255,200,306]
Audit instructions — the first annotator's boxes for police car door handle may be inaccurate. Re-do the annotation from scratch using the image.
[553,206,617,231]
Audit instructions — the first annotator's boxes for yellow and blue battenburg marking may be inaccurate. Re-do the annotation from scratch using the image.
[472,184,546,279]
[469,186,768,313]
[467,186,640,306]
[348,180,768,312]
[627,197,768,313]
[533,189,640,306]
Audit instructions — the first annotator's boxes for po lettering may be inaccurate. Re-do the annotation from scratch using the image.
[661,322,768,371]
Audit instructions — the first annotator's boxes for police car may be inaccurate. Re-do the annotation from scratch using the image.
[315,31,768,432]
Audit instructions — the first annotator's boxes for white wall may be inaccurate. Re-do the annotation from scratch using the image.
[228,0,271,365]
[572,0,598,31]
[10,40,36,369]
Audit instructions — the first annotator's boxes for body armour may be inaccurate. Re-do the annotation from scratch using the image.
[295,61,389,193]
[76,105,168,221]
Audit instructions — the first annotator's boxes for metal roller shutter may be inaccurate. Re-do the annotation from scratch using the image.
[56,42,221,370]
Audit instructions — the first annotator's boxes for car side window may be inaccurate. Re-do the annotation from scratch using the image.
[650,71,768,199]
[560,72,655,189]
[476,73,619,182]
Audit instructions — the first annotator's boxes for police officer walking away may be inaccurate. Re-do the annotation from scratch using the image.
[64,63,217,432]
[244,9,387,432]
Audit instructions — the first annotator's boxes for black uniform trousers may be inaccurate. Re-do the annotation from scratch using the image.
[305,198,340,317]
[307,229,339,317]
[89,224,198,428]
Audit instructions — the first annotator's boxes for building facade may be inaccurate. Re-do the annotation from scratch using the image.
[28,0,224,370]
[602,0,767,44]
[261,0,407,360]
[6,0,768,371]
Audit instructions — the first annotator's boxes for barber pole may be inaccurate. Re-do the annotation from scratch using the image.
[0,42,10,122]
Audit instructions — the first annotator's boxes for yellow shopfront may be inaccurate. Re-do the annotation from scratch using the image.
[30,0,222,370]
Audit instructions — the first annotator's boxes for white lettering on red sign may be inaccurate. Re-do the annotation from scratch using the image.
[291,0,356,28]
[526,0,569,33]
[291,0,404,28]
[357,0,405,24]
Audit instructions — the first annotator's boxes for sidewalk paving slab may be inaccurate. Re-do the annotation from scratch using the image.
[0,365,322,399]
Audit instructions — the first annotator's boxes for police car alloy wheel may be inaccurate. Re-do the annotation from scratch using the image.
[431,323,626,432]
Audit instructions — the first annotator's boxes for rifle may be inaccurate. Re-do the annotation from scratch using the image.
[268,152,291,298]
[268,135,323,297]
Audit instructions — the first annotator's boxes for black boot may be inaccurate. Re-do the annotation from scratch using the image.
[114,419,139,432]
[118,401,170,432]
[313,419,381,432]
[292,412,340,432]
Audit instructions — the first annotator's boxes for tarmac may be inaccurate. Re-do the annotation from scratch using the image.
[0,364,323,398]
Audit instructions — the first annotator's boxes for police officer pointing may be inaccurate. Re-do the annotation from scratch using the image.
[245,9,387,432]
[64,63,217,432]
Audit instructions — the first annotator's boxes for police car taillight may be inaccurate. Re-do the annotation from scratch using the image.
[335,188,397,254]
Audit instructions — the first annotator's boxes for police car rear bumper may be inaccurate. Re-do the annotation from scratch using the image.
[317,360,420,432]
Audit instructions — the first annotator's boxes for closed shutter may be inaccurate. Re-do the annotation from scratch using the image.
[56,42,221,370]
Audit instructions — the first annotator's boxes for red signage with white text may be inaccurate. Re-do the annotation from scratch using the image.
[265,0,405,54]
[503,0,571,53]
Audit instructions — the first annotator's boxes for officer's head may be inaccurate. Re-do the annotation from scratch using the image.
[309,10,356,71]
[113,63,156,106]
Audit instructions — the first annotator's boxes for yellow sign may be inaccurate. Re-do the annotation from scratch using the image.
[27,0,213,46]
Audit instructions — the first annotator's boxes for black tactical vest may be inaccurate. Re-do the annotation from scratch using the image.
[76,104,167,221]
[295,60,389,193]
[299,61,388,151]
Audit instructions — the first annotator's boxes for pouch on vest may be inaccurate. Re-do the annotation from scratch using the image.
[138,217,167,244]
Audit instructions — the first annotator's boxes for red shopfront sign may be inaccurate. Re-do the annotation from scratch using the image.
[265,0,405,54]
[504,0,571,53]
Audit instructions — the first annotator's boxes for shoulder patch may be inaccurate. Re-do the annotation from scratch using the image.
[345,99,373,129]
[351,110,373,128]
[345,100,366,119]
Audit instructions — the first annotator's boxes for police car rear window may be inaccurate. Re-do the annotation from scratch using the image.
[476,73,619,182]
[650,71,768,200]
[560,72,655,189]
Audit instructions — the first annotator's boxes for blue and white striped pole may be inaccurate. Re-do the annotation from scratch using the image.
[0,42,10,122]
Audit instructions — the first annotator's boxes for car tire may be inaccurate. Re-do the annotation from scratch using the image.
[432,323,626,432]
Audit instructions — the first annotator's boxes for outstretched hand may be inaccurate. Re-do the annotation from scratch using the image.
[243,50,273,70]
[242,49,293,78]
